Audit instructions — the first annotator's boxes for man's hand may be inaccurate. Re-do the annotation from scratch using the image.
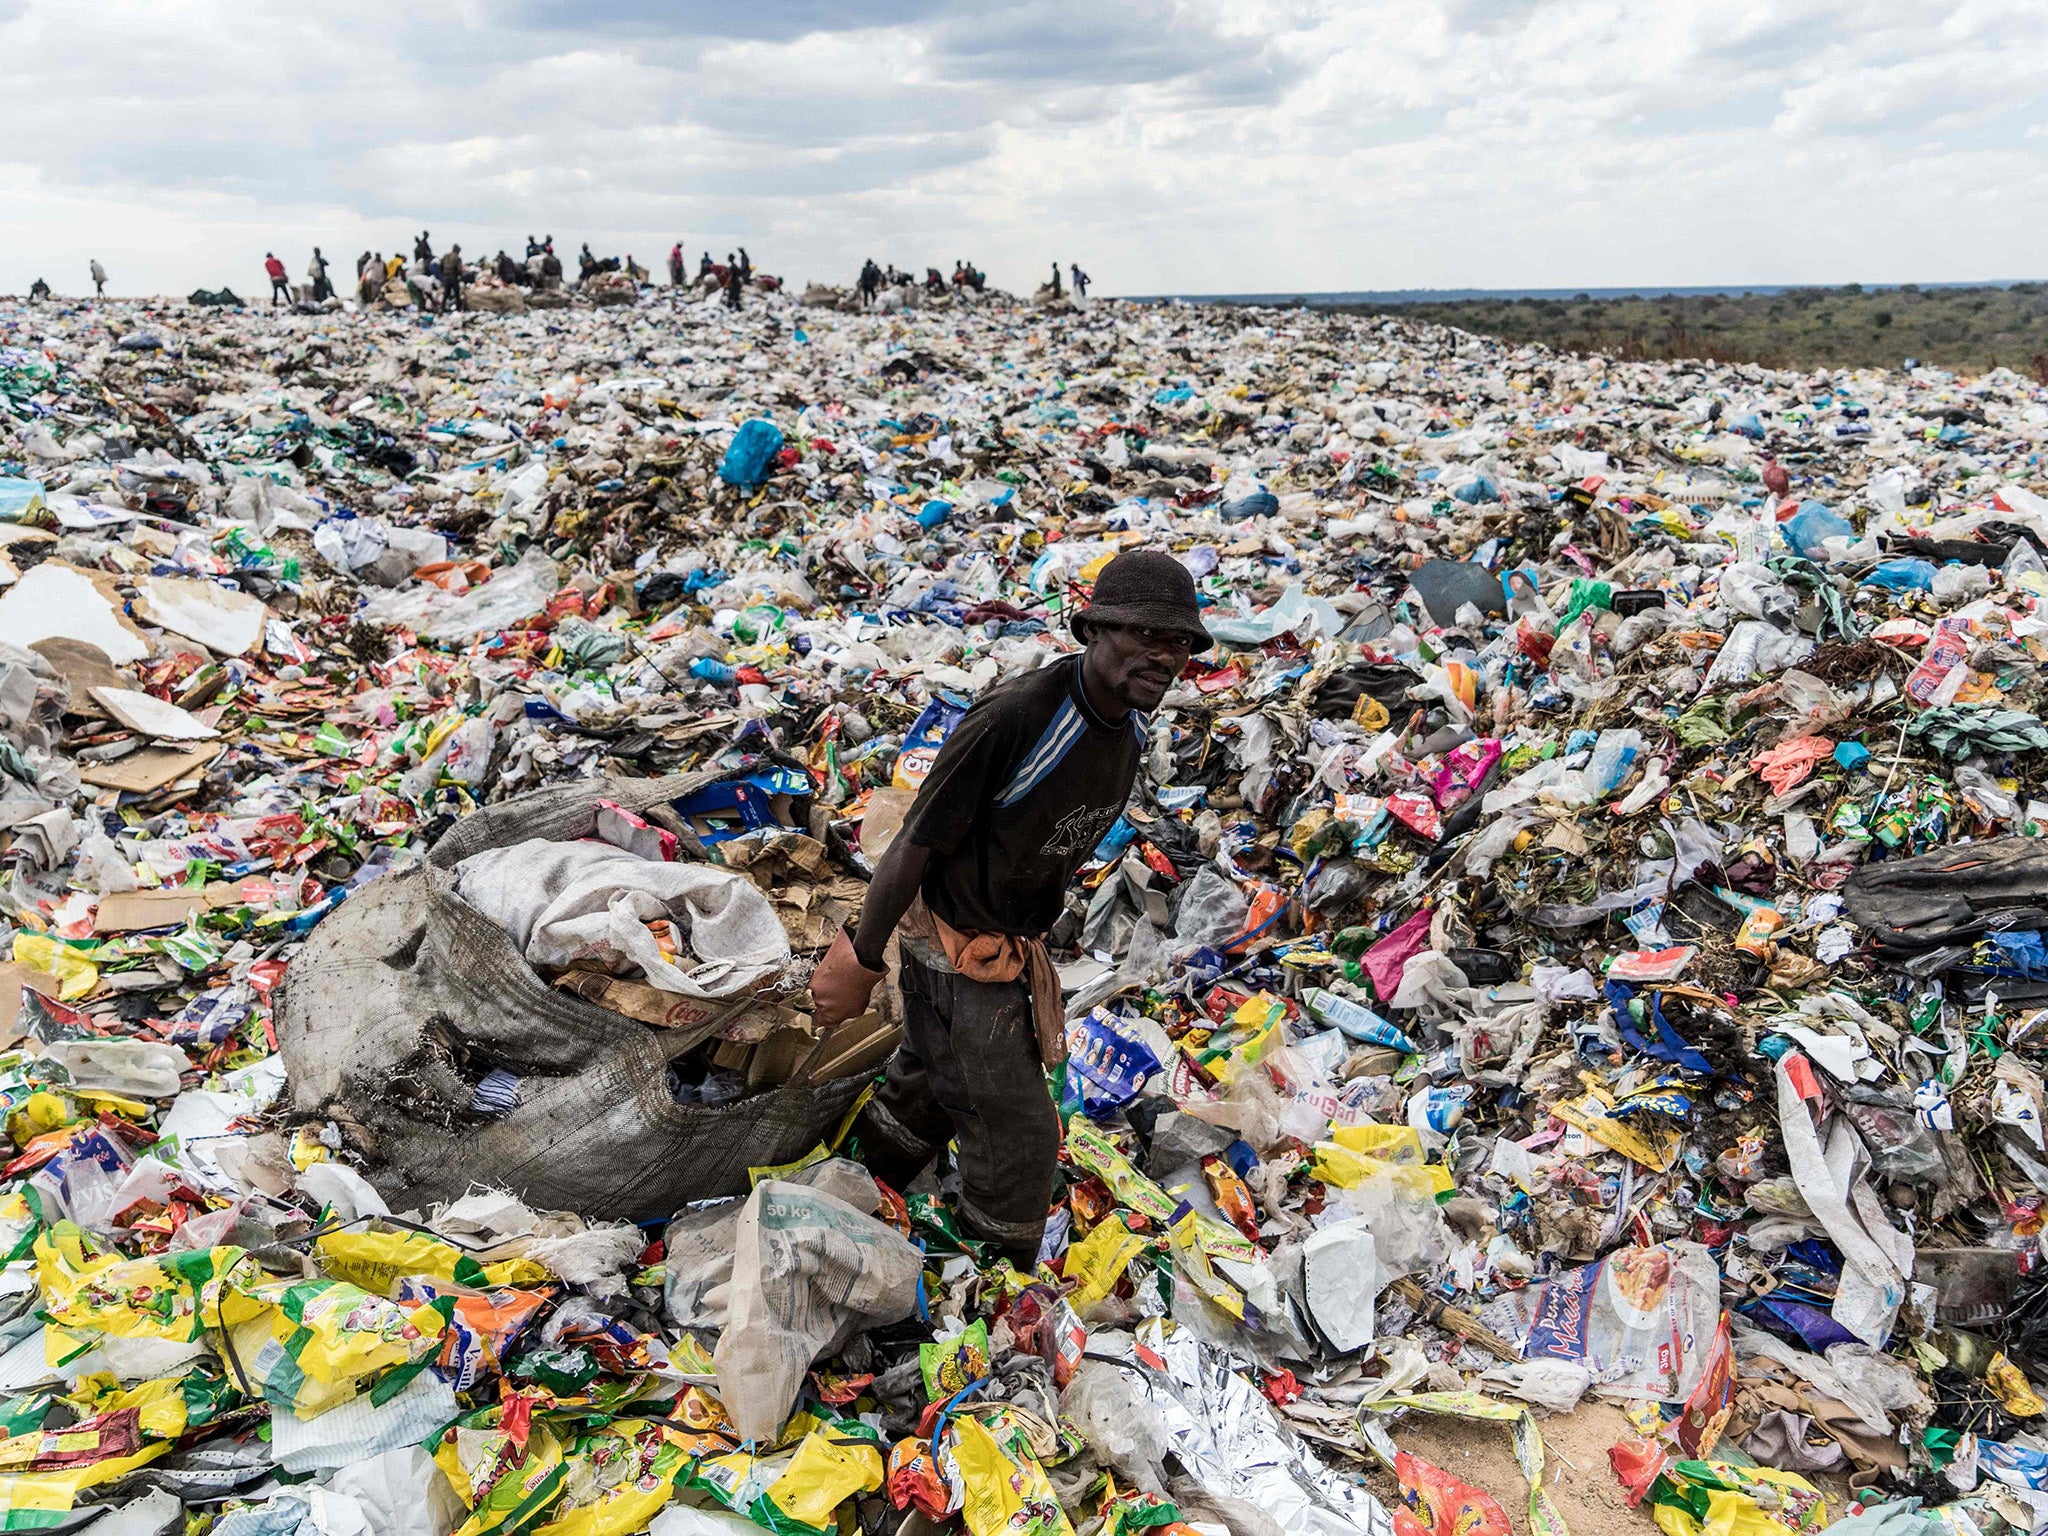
[810,929,887,1030]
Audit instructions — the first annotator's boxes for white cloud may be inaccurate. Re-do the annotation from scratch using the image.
[1,0,2044,298]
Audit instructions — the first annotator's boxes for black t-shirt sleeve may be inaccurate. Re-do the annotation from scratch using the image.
[897,700,1023,857]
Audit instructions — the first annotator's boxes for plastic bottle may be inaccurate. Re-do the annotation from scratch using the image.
[688,657,736,685]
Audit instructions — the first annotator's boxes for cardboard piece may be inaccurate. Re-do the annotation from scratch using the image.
[88,687,219,741]
[793,1012,901,1085]
[0,562,152,664]
[94,883,248,934]
[133,575,269,658]
[78,743,222,794]
[0,963,63,1037]
[30,638,125,718]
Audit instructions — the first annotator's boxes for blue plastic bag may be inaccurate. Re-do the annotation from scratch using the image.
[717,418,784,489]
[1783,500,1853,560]
[1862,558,1936,592]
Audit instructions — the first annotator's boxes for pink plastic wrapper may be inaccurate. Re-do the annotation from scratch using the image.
[1364,907,1434,1002]
[1428,739,1503,810]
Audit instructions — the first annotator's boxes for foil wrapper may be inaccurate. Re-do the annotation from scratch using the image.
[1092,1321,1392,1536]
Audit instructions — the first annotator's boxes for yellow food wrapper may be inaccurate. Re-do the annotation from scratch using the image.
[1065,1216,1148,1311]
[1209,1020,1279,1089]
[37,1224,240,1348]
[0,1191,39,1265]
[1327,1124,1425,1165]
[61,1367,235,1443]
[953,1413,1074,1536]
[220,1276,447,1418]
[1988,1353,2047,1418]
[315,1230,550,1298]
[12,935,96,1001]
[435,1413,570,1536]
[763,1430,885,1532]
[0,1435,169,1526]
[533,1421,692,1536]
[1553,1091,1682,1173]
[1310,1143,1453,1198]
[1166,1211,1246,1324]
[1652,1467,1829,1536]
[1062,1122,1178,1226]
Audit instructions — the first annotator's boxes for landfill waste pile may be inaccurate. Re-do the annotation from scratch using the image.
[7,280,2048,1536]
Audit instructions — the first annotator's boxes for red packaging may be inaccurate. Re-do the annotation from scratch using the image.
[1394,1453,1512,1536]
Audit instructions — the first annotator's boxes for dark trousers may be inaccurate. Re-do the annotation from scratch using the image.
[270,278,290,306]
[858,950,1059,1263]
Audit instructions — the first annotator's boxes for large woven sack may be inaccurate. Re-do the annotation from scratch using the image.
[277,771,860,1218]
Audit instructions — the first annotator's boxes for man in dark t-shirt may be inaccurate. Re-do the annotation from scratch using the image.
[810,549,1211,1265]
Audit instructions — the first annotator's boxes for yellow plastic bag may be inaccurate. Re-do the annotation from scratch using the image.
[1065,1216,1148,1311]
[220,1276,446,1418]
[532,1421,691,1536]
[953,1413,1074,1536]
[1311,1142,1453,1198]
[762,1429,884,1533]
[61,1366,238,1443]
[1327,1124,1425,1165]
[435,1411,570,1536]
[315,1230,549,1298]
[0,1191,38,1265]
[36,1224,240,1349]
[11,935,96,1001]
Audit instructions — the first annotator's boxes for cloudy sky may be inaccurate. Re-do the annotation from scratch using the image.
[4,0,2045,299]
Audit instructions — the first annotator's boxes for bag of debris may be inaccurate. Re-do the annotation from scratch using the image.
[277,771,866,1220]
[711,1175,923,1443]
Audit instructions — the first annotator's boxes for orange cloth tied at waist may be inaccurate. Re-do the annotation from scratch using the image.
[903,896,1067,1067]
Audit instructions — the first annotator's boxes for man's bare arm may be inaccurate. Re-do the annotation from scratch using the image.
[851,837,932,971]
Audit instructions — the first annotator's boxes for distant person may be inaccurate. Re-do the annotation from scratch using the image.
[1049,261,1063,298]
[28,278,50,302]
[926,267,945,293]
[90,259,107,297]
[858,258,879,307]
[723,252,743,310]
[385,252,405,281]
[738,247,752,281]
[525,234,542,259]
[496,250,519,284]
[265,252,291,306]
[414,231,433,263]
[699,251,715,278]
[406,252,439,312]
[359,252,381,303]
[308,247,332,302]
[443,244,465,310]
[669,242,685,286]
[1071,263,1090,300]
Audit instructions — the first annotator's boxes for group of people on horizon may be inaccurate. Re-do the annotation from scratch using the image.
[24,241,1093,311]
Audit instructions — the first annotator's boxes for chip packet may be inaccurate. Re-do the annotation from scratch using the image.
[920,1319,991,1401]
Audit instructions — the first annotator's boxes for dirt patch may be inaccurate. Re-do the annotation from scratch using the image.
[1362,1400,1859,1536]
[1362,1399,1654,1536]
